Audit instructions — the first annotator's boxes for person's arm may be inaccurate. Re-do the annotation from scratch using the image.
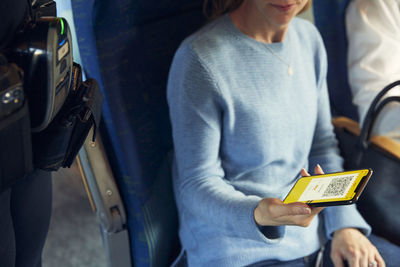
[307,35,371,237]
[168,42,269,242]
[310,77,371,238]
[0,0,28,50]
[346,0,400,134]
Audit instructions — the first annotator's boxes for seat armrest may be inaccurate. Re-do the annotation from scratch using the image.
[333,116,400,160]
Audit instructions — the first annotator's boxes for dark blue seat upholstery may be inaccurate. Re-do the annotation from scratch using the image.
[313,0,358,121]
[71,0,205,266]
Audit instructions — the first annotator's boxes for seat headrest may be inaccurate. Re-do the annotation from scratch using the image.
[94,0,203,26]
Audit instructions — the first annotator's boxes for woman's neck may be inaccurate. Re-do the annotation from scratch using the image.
[229,2,289,43]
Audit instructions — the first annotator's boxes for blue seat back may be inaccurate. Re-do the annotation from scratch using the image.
[313,0,358,121]
[72,0,205,266]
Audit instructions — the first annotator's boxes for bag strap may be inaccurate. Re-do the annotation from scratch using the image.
[353,80,400,166]
[81,78,103,142]
[361,96,400,147]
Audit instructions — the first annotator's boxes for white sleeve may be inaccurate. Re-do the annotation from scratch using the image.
[346,0,400,135]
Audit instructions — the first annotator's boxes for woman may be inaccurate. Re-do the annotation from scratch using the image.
[167,0,398,266]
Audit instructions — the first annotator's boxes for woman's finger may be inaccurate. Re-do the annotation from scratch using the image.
[330,251,345,267]
[359,252,368,267]
[300,168,310,177]
[314,164,325,175]
[373,248,386,267]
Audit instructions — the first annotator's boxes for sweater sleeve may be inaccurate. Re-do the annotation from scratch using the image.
[308,34,344,174]
[311,83,371,238]
[167,42,279,242]
[308,34,371,238]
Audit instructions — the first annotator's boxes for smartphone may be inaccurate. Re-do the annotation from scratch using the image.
[283,169,373,207]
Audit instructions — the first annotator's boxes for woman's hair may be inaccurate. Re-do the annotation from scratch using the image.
[203,0,313,20]
[301,0,312,14]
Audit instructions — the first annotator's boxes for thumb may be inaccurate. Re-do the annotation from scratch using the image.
[300,168,310,177]
[270,200,311,217]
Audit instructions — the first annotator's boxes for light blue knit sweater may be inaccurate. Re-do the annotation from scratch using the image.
[167,14,371,267]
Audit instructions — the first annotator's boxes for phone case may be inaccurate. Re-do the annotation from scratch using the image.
[283,169,373,207]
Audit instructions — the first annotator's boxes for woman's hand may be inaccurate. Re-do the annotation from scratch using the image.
[254,165,325,227]
[331,228,385,267]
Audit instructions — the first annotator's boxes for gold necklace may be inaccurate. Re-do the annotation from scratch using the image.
[252,2,294,76]
[264,44,294,76]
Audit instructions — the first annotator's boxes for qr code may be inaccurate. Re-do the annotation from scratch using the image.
[322,176,353,197]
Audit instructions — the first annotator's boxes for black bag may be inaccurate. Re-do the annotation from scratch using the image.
[32,63,103,171]
[334,80,400,245]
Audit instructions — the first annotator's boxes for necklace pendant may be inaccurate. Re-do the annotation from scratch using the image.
[288,66,294,76]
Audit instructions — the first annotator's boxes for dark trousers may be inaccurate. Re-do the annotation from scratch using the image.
[0,169,52,267]
[247,234,400,267]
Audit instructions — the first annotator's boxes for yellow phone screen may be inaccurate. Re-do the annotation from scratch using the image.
[283,169,371,206]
